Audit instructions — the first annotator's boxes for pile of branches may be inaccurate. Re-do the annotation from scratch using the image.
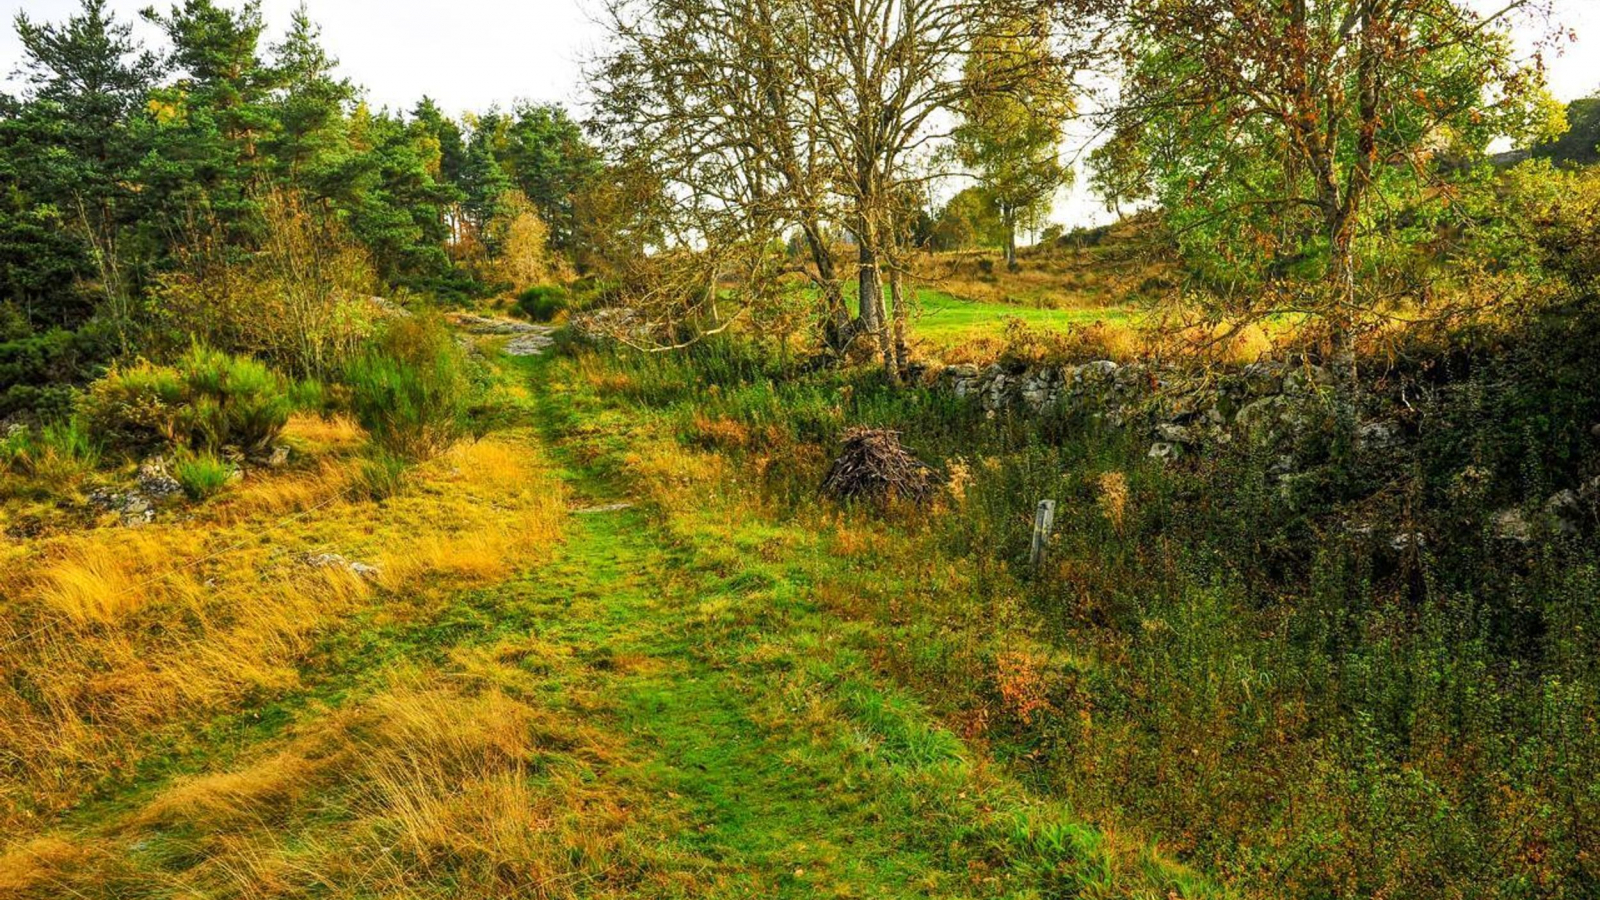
[822,427,934,504]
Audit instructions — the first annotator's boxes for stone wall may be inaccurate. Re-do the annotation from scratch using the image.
[923,357,1597,544]
[928,358,1367,462]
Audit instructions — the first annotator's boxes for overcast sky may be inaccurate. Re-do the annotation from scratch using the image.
[2,0,1599,226]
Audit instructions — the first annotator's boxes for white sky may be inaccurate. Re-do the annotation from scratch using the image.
[2,0,1599,227]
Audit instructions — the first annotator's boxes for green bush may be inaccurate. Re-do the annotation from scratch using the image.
[516,285,569,322]
[83,346,292,455]
[172,451,236,500]
[344,316,474,460]
[0,322,115,419]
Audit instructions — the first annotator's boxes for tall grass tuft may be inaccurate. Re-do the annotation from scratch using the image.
[0,417,101,483]
[345,316,475,460]
[173,451,237,500]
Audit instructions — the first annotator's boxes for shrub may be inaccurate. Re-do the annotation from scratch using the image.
[516,285,570,322]
[172,451,236,500]
[157,190,378,379]
[344,317,474,460]
[0,323,115,419]
[83,347,292,455]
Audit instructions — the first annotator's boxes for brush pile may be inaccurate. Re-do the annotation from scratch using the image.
[822,427,934,504]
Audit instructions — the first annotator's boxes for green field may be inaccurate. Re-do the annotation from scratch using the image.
[837,283,1138,349]
[905,290,1137,347]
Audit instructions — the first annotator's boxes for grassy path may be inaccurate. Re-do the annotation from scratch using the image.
[0,345,1213,898]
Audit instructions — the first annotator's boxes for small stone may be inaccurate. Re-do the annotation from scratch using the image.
[137,458,184,499]
[1356,419,1402,451]
[1389,531,1427,553]
[302,552,381,581]
[1147,441,1182,463]
[1493,508,1534,544]
[1156,423,1196,445]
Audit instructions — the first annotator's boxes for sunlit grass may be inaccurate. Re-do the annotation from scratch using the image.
[0,419,566,832]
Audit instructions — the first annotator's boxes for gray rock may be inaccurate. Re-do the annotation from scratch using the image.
[504,330,556,356]
[1546,489,1584,536]
[450,313,546,336]
[1077,360,1119,379]
[302,552,381,581]
[137,458,183,499]
[1493,508,1534,544]
[1156,423,1197,445]
[1147,441,1182,464]
[1236,395,1288,442]
[1356,419,1402,451]
[1389,532,1427,553]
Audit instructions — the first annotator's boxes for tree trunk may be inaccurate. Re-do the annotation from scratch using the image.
[858,242,883,335]
[1003,207,1019,271]
[803,222,853,354]
[857,243,897,380]
[889,267,909,379]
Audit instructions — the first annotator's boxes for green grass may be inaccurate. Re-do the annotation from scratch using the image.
[172,451,235,500]
[905,288,1137,347]
[825,281,1138,349]
[0,337,1213,899]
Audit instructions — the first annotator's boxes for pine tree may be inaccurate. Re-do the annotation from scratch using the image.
[460,118,514,240]
[502,102,599,252]
[142,0,278,227]
[3,0,160,339]
[265,3,355,186]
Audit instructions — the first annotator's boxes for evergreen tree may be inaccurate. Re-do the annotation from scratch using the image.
[501,102,599,252]
[142,0,278,227]
[2,0,159,339]
[411,97,466,187]
[264,3,355,186]
[460,118,514,240]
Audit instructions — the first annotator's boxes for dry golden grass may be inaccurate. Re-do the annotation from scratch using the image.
[31,532,200,624]
[0,665,645,899]
[919,221,1177,310]
[1097,471,1130,535]
[281,412,364,449]
[0,432,566,835]
[0,836,110,898]
[217,460,352,522]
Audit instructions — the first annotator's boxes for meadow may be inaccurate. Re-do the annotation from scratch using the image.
[4,0,1598,896]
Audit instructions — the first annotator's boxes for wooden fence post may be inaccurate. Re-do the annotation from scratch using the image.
[1030,500,1056,568]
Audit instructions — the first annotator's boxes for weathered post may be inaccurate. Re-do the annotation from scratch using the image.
[1030,500,1056,568]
